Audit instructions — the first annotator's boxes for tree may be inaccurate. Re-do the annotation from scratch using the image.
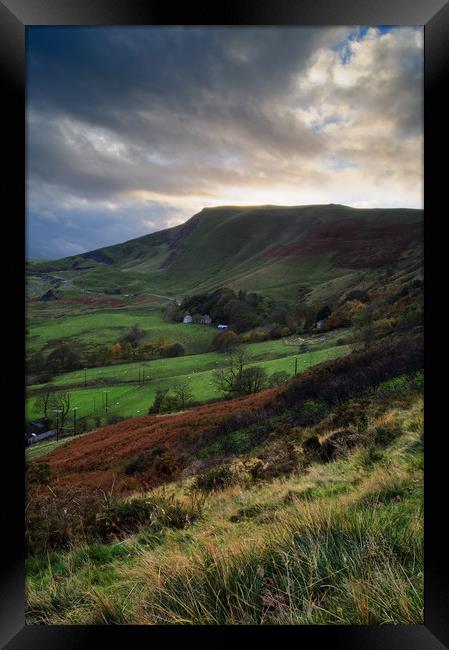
[97,345,113,366]
[163,343,185,358]
[234,366,267,394]
[213,347,247,395]
[212,330,238,352]
[173,382,193,409]
[120,323,145,348]
[122,342,135,360]
[148,388,169,414]
[212,349,266,396]
[35,387,52,422]
[46,344,81,373]
[109,342,122,356]
[223,299,261,333]
[49,391,71,434]
[316,305,332,323]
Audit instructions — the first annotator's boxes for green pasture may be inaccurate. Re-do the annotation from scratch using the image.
[32,338,299,389]
[26,345,350,422]
[26,309,216,356]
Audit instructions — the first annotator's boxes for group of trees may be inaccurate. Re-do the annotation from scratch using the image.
[164,287,274,333]
[212,323,293,351]
[148,382,193,414]
[34,390,72,431]
[28,343,83,378]
[213,348,266,396]
[164,286,378,343]
[27,323,187,384]
[107,338,185,362]
[212,347,290,398]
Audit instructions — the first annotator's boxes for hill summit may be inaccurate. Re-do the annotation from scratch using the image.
[28,204,423,301]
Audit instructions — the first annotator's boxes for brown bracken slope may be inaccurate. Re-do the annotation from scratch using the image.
[36,388,280,494]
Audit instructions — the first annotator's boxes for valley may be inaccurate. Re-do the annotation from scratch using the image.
[25,203,424,625]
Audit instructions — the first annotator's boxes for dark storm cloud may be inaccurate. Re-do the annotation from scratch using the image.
[27,26,423,259]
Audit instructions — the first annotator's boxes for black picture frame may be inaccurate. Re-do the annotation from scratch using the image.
[1,0,446,647]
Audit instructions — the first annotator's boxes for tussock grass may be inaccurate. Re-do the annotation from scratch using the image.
[26,395,423,625]
[126,475,422,625]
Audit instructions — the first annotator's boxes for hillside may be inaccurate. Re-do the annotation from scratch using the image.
[26,332,424,625]
[28,204,423,301]
[28,331,422,495]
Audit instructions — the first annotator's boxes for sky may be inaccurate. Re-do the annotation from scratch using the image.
[26,26,423,259]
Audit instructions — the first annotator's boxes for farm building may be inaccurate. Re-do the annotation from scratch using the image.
[26,429,59,445]
[200,314,212,325]
[25,418,48,437]
[25,418,59,446]
[183,314,193,324]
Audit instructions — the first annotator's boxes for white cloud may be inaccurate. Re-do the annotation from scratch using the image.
[27,26,423,258]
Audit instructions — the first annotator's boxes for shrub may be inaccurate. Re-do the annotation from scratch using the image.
[124,447,183,480]
[96,492,204,541]
[370,423,403,447]
[26,461,51,486]
[26,486,102,553]
[295,399,327,426]
[330,401,369,431]
[277,332,423,415]
[191,464,238,493]
[148,388,169,414]
[234,366,268,395]
[245,458,267,480]
[257,440,302,478]
[162,343,185,358]
[319,430,365,462]
[212,330,239,351]
[302,435,321,457]
[26,487,205,553]
[268,371,290,388]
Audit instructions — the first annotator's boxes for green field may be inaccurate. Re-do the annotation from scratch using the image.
[32,338,306,388]
[27,308,216,356]
[26,344,350,421]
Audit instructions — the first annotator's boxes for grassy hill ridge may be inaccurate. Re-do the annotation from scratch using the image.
[28,204,423,301]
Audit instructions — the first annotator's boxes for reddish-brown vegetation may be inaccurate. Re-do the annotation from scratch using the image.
[62,295,128,307]
[34,388,280,494]
[133,294,165,304]
[265,219,422,269]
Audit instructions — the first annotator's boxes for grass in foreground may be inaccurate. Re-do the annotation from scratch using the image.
[26,392,423,625]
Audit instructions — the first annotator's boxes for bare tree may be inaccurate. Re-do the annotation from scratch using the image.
[236,366,267,394]
[49,391,71,432]
[213,347,247,395]
[35,387,52,421]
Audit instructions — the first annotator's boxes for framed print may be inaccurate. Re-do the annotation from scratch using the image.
[1,0,447,647]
